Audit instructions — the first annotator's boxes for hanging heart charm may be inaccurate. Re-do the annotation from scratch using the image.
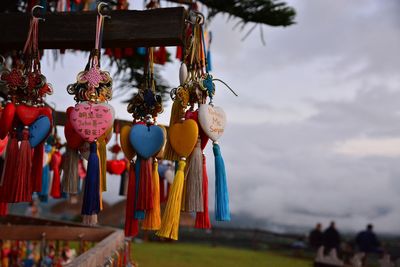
[0,136,8,156]
[198,104,226,142]
[106,159,127,175]
[16,104,40,126]
[169,119,198,158]
[155,125,167,159]
[129,124,164,159]
[70,102,114,142]
[120,125,135,160]
[29,116,51,148]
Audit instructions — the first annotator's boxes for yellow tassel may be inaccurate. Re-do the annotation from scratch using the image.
[163,100,184,161]
[98,139,107,192]
[142,159,161,230]
[180,155,192,212]
[156,160,186,240]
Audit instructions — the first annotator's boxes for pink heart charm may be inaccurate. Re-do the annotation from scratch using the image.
[70,102,114,142]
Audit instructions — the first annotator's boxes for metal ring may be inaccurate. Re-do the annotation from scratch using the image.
[98,2,111,19]
[31,5,45,21]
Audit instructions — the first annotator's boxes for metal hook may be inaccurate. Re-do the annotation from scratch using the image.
[0,55,5,65]
[31,5,45,21]
[185,10,205,25]
[98,2,111,19]
[213,78,239,97]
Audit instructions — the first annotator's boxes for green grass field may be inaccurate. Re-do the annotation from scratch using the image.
[131,242,311,267]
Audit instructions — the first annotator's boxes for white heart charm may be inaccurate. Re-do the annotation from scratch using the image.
[179,63,188,85]
[198,104,227,142]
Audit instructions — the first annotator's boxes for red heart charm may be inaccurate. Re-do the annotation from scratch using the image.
[0,135,8,155]
[70,102,114,142]
[106,159,127,175]
[65,107,84,149]
[0,102,16,139]
[185,110,209,150]
[17,104,40,126]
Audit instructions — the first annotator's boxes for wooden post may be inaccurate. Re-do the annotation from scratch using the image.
[0,7,186,50]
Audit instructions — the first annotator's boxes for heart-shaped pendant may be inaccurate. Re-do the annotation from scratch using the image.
[70,102,114,142]
[198,104,226,142]
[129,124,164,159]
[185,109,209,150]
[0,102,16,139]
[0,135,8,156]
[99,127,113,144]
[106,159,127,175]
[169,119,198,158]
[120,125,135,160]
[155,125,167,159]
[65,107,84,149]
[29,116,51,148]
[16,104,40,126]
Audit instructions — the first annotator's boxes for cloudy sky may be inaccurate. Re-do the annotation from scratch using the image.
[42,0,400,234]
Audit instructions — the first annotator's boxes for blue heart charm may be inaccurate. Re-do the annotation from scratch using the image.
[29,116,51,148]
[129,124,164,159]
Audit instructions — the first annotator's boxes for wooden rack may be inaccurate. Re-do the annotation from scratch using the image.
[0,215,126,267]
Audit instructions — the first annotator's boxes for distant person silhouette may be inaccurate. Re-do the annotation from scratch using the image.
[309,223,323,249]
[323,221,341,252]
[355,224,381,253]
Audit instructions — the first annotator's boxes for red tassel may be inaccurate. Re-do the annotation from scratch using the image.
[14,128,33,203]
[0,202,7,216]
[50,151,62,198]
[176,46,183,60]
[105,48,113,57]
[114,48,122,59]
[124,48,134,57]
[137,158,153,210]
[195,154,211,229]
[31,142,44,192]
[0,132,19,202]
[125,161,139,237]
[157,46,167,65]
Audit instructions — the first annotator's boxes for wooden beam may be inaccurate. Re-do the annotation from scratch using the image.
[66,230,125,267]
[0,7,186,50]
[0,225,113,241]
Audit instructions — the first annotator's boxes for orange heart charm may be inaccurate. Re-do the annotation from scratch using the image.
[169,119,198,158]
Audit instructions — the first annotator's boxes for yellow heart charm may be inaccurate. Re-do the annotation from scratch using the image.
[169,119,198,158]
[99,127,113,144]
[120,125,136,160]
[156,125,168,159]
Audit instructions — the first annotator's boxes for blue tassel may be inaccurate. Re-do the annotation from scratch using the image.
[206,50,212,72]
[137,47,147,56]
[213,143,230,221]
[38,164,50,203]
[81,143,100,215]
[134,158,145,219]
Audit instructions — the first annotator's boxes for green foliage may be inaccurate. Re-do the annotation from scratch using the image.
[109,53,170,105]
[200,0,296,27]
[132,242,310,267]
